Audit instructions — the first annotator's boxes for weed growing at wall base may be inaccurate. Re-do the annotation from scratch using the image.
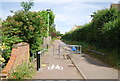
[8,62,35,79]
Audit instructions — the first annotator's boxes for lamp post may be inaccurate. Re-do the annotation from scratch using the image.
[46,9,51,45]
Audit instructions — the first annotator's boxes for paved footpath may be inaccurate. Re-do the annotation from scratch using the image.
[33,40,84,79]
[69,54,118,79]
[33,40,118,80]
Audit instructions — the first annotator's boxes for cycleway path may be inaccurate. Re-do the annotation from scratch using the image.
[33,40,84,79]
[33,39,118,80]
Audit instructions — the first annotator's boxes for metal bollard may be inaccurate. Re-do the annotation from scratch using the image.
[47,44,49,49]
[58,45,61,58]
[36,50,41,71]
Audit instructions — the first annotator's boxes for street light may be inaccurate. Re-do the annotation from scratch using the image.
[46,9,51,45]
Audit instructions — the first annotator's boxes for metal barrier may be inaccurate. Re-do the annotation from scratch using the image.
[89,50,105,55]
[58,44,82,57]
[42,44,54,56]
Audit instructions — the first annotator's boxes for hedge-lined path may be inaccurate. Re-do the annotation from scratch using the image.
[33,39,118,80]
[33,39,84,79]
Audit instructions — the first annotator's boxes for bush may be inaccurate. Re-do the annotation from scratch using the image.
[2,10,56,58]
[8,62,35,79]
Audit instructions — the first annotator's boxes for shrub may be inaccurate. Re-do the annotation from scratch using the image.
[8,62,35,79]
[2,10,56,58]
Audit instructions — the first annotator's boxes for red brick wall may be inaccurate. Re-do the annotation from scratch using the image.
[2,43,30,74]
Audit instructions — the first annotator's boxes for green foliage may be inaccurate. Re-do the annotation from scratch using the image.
[62,8,120,68]
[38,10,56,37]
[101,18,120,48]
[0,55,5,64]
[8,62,35,79]
[92,8,118,29]
[0,18,2,45]
[2,9,56,59]
[62,8,119,48]
[21,0,34,12]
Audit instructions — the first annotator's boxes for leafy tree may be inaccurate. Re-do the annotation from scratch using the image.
[56,31,61,36]
[2,9,56,56]
[1,1,57,64]
[21,0,34,12]
[38,10,56,37]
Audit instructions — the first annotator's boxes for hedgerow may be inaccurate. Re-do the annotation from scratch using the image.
[62,8,120,68]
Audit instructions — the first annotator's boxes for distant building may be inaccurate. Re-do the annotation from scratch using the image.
[110,3,120,11]
[70,25,80,32]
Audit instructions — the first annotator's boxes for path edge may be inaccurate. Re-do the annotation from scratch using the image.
[69,55,88,81]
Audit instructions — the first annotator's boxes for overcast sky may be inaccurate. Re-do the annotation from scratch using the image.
[0,0,119,34]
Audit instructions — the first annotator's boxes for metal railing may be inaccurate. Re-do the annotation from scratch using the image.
[58,44,82,57]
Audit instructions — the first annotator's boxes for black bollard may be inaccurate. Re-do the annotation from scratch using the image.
[47,44,48,49]
[58,45,61,57]
[36,51,41,71]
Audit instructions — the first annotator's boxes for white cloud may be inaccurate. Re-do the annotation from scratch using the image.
[55,13,91,33]
[55,14,73,22]
[61,2,101,13]
[54,2,109,33]
[1,0,118,34]
[55,2,100,26]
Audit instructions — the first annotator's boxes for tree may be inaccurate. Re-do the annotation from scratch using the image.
[38,10,55,37]
[57,31,62,36]
[21,0,34,12]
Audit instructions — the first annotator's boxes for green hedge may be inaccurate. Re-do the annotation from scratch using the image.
[62,8,120,68]
[62,8,119,49]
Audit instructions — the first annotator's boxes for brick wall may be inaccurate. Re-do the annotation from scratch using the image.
[2,43,30,75]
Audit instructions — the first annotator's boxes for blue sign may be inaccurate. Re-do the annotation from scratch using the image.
[71,47,77,51]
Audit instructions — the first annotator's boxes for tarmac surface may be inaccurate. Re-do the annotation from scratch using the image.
[33,40,118,80]
[33,40,84,79]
